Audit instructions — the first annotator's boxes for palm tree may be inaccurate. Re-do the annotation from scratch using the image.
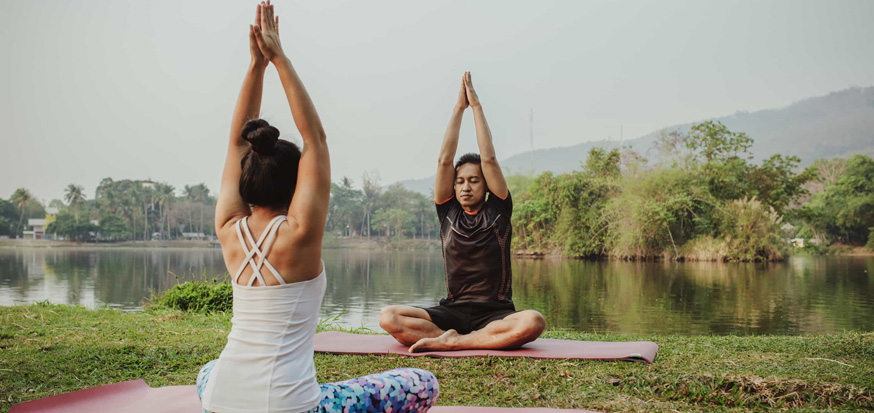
[155,183,176,240]
[11,188,34,238]
[64,184,86,223]
[184,183,210,236]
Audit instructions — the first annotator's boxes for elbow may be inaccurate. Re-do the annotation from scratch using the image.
[304,130,327,144]
[437,157,454,167]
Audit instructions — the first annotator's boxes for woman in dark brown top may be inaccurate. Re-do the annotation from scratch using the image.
[379,72,546,352]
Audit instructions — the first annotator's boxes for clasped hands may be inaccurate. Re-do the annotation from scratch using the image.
[249,1,284,69]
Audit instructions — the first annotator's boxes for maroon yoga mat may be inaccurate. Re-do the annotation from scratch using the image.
[314,331,658,363]
[10,380,598,412]
[9,380,200,413]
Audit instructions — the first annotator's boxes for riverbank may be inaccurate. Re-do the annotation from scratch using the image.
[4,237,872,259]
[1,304,871,411]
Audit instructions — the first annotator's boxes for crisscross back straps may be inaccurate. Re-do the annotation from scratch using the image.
[233,215,288,286]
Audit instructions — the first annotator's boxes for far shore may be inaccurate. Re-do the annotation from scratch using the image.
[2,238,872,257]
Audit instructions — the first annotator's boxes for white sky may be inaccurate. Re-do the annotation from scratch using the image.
[2,0,873,202]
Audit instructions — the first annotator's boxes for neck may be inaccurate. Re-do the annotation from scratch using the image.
[461,201,484,214]
[250,206,287,219]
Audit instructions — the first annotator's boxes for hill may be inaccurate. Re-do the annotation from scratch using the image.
[397,86,874,194]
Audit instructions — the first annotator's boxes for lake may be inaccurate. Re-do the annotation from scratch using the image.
[1,247,872,335]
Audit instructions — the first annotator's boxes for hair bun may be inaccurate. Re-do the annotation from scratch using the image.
[241,119,280,156]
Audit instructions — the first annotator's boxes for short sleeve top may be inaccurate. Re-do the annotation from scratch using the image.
[436,191,513,303]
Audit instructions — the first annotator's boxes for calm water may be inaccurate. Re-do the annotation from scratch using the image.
[1,247,872,335]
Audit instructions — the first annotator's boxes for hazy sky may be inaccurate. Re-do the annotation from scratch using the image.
[2,0,873,202]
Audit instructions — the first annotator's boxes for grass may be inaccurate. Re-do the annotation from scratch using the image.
[1,304,872,412]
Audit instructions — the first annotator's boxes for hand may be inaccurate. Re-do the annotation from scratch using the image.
[463,71,481,107]
[455,76,469,110]
[248,16,268,69]
[253,1,284,63]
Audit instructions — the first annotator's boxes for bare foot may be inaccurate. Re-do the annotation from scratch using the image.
[409,329,461,353]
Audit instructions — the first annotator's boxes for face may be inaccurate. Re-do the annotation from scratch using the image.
[455,163,487,210]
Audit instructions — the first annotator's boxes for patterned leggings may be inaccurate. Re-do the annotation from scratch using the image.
[197,360,439,412]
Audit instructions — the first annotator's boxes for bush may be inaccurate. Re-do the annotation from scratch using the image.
[149,281,232,313]
[867,228,874,252]
[681,236,727,261]
[718,197,784,261]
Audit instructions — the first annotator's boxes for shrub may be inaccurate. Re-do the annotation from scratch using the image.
[718,197,784,261]
[149,281,232,313]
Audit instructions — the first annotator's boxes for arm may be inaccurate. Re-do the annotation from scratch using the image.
[464,72,508,198]
[215,6,270,231]
[434,77,469,203]
[254,1,330,238]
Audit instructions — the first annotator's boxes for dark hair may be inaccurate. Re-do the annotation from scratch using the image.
[239,119,301,209]
[454,153,481,171]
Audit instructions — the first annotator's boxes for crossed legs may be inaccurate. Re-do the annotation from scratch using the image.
[379,305,546,352]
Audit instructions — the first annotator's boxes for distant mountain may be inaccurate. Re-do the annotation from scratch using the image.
[397,86,874,194]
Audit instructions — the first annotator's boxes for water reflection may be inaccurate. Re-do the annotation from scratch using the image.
[0,248,871,335]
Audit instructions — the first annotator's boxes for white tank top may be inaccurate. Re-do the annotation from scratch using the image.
[201,215,327,413]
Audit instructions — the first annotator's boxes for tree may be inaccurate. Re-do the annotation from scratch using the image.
[361,171,381,238]
[155,183,176,239]
[64,184,86,222]
[184,183,211,236]
[328,177,363,236]
[46,212,98,242]
[11,188,34,237]
[684,121,753,201]
[98,214,130,240]
[583,147,621,179]
[746,154,814,214]
[801,155,874,245]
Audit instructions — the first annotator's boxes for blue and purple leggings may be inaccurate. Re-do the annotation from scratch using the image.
[197,360,439,412]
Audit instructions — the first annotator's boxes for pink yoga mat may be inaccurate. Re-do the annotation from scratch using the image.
[10,380,597,412]
[314,332,658,363]
[9,380,199,413]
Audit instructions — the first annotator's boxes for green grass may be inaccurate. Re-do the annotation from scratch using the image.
[1,304,872,411]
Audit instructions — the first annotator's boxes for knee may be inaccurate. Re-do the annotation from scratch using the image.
[519,310,546,339]
[379,306,401,333]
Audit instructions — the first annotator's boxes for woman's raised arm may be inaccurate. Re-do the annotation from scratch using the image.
[214,4,271,231]
[253,1,330,239]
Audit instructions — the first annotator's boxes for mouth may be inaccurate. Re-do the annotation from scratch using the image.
[460,194,472,201]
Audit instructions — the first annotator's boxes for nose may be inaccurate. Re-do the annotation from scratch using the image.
[462,181,472,191]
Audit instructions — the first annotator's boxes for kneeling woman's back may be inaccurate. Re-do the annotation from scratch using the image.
[197,2,437,412]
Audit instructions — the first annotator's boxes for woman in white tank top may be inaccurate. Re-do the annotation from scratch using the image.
[197,2,438,412]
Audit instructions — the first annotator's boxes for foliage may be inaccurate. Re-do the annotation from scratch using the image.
[148,280,232,313]
[717,197,784,261]
[0,198,17,236]
[45,212,99,242]
[801,155,874,245]
[604,168,710,259]
[98,214,130,240]
[867,228,874,252]
[326,176,437,240]
[64,184,86,222]
[511,122,824,261]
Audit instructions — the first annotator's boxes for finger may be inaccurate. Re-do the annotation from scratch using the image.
[260,2,268,29]
[256,4,262,27]
[275,16,279,32]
